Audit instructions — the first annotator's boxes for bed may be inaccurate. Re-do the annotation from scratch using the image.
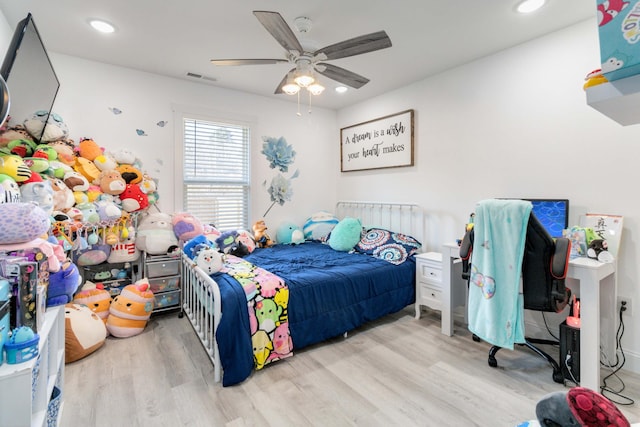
[180,201,424,386]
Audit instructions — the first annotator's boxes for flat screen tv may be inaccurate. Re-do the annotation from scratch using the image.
[525,199,569,238]
[0,13,59,142]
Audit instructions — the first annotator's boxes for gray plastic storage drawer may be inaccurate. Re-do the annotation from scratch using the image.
[146,258,180,278]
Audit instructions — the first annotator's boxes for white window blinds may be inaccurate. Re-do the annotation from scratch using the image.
[182,118,250,230]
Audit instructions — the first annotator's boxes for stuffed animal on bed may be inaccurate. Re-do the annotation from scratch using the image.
[172,212,204,242]
[106,279,154,338]
[196,246,223,275]
[276,222,304,245]
[252,220,273,248]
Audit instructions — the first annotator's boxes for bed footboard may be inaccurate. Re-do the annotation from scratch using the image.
[181,253,222,382]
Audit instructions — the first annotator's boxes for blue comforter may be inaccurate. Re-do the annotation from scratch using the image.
[213,242,416,386]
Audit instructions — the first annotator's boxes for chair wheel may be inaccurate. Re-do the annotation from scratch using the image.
[488,356,498,368]
[552,370,564,384]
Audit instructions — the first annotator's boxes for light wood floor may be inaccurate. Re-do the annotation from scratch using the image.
[62,307,640,426]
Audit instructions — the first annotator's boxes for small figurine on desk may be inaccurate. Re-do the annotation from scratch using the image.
[587,239,615,263]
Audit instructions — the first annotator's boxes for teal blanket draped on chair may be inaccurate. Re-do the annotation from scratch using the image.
[467,199,532,350]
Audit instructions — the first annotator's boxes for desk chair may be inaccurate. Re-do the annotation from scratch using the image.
[460,210,571,384]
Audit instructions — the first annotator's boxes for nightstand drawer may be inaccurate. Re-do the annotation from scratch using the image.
[420,283,442,309]
[418,264,442,285]
[146,259,180,278]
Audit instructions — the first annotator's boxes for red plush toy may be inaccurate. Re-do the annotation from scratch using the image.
[118,184,149,212]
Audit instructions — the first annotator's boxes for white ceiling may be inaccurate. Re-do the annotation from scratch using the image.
[0,0,596,110]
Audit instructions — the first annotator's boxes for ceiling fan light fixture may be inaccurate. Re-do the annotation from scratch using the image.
[294,71,314,88]
[307,80,325,96]
[282,72,301,95]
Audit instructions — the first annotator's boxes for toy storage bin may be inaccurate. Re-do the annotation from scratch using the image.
[4,333,39,364]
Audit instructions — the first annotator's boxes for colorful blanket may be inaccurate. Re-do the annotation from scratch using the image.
[221,255,293,369]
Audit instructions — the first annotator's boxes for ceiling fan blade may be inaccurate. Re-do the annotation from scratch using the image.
[315,30,392,60]
[211,58,288,66]
[253,11,304,54]
[316,63,369,89]
[274,68,296,94]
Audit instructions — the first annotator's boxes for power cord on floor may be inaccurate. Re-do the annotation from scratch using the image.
[599,302,634,406]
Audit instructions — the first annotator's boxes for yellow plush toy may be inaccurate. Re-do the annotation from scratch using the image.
[106,279,154,338]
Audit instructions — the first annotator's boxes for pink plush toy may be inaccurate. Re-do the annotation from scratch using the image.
[172,212,204,241]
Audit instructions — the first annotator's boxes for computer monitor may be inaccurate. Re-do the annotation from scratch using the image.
[525,199,569,238]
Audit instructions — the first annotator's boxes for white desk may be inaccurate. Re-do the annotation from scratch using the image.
[441,242,617,391]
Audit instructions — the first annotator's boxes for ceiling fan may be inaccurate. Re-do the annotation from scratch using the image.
[210,11,392,95]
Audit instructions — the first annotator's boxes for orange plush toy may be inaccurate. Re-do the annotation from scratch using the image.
[72,281,112,325]
[106,279,154,338]
[253,219,274,248]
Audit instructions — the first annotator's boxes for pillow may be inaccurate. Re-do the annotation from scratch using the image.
[356,228,422,265]
[328,217,362,252]
[303,211,339,241]
[65,303,107,363]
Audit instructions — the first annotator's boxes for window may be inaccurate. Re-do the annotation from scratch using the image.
[182,117,250,230]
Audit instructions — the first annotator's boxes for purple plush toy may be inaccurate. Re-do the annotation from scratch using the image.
[46,261,82,306]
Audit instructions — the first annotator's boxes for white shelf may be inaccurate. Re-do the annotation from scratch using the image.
[0,306,65,427]
[586,73,640,126]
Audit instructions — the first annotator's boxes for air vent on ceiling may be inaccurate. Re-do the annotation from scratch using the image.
[186,72,217,82]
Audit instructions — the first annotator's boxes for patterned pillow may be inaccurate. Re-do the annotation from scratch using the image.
[303,211,339,241]
[356,228,422,264]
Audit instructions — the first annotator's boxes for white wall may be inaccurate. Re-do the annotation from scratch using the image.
[338,18,640,372]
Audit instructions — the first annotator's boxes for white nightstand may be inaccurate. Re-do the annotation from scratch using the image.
[414,252,443,318]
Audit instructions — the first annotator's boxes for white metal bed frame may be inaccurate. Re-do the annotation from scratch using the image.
[180,201,424,383]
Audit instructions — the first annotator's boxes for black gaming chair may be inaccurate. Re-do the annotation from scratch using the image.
[459,211,572,384]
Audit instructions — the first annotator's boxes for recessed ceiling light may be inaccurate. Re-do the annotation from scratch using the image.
[335,86,348,94]
[516,0,546,13]
[89,19,115,33]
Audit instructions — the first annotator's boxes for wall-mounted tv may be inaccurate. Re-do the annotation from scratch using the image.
[0,13,59,142]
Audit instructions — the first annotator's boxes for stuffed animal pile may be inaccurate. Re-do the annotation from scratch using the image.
[0,112,160,257]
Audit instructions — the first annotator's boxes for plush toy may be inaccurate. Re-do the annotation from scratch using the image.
[328,217,363,252]
[182,234,215,260]
[135,212,179,255]
[47,160,73,179]
[112,149,136,165]
[63,170,90,192]
[196,246,223,274]
[535,387,629,427]
[20,181,54,216]
[237,229,257,253]
[116,164,143,184]
[64,303,107,363]
[106,279,154,338]
[118,183,149,212]
[0,202,51,244]
[48,140,76,166]
[253,220,274,248]
[303,211,339,241]
[276,222,304,245]
[76,138,103,161]
[0,124,32,147]
[0,155,31,182]
[33,144,58,161]
[172,212,204,241]
[93,152,117,172]
[85,185,103,202]
[73,156,101,183]
[22,156,50,174]
[587,239,615,263]
[44,177,75,212]
[108,226,140,263]
[23,111,69,142]
[94,198,122,221]
[215,230,250,257]
[47,261,82,306]
[97,169,126,195]
[7,138,37,157]
[76,202,100,224]
[0,174,20,203]
[72,281,112,324]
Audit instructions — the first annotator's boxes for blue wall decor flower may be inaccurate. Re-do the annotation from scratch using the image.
[261,136,296,172]
[263,169,299,217]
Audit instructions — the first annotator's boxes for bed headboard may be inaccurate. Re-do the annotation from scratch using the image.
[335,201,424,250]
